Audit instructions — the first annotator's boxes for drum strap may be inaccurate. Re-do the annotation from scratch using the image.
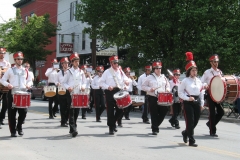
[109,67,123,89]
[151,73,168,92]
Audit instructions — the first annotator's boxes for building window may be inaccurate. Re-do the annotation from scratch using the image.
[61,35,64,43]
[25,16,28,23]
[30,12,35,17]
[70,1,77,21]
[82,33,86,50]
[71,32,75,43]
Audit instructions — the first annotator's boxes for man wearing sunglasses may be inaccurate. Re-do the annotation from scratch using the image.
[99,55,129,135]
[0,47,11,129]
[201,54,224,137]
[142,61,170,135]
[1,52,33,137]
[169,68,182,129]
[137,65,152,124]
[91,65,105,122]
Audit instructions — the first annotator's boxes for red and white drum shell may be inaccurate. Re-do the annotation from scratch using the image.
[13,91,31,108]
[71,93,89,108]
[157,92,173,106]
[209,75,238,103]
[113,91,132,109]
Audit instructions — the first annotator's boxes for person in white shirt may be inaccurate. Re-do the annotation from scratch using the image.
[168,68,182,129]
[117,67,137,125]
[1,51,33,137]
[99,55,129,135]
[0,47,11,128]
[179,52,205,147]
[142,61,170,135]
[91,65,105,122]
[137,65,152,124]
[56,57,69,127]
[24,62,34,82]
[201,54,224,137]
[45,59,59,119]
[62,53,87,137]
[80,65,92,119]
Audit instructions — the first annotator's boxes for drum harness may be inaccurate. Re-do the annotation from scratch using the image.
[151,73,168,96]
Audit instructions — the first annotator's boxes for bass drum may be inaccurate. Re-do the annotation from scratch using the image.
[209,75,238,103]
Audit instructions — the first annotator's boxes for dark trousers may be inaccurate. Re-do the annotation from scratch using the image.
[81,108,87,117]
[89,88,94,111]
[0,93,7,122]
[169,102,182,126]
[67,93,80,133]
[148,96,168,132]
[7,90,27,134]
[105,89,123,129]
[59,91,70,125]
[93,89,105,120]
[48,83,59,117]
[207,94,224,134]
[182,98,201,143]
[118,92,133,124]
[141,90,149,120]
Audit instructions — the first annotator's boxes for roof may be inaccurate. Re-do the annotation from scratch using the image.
[13,0,34,8]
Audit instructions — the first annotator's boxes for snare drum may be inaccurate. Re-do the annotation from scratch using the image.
[157,92,173,106]
[58,86,66,95]
[44,86,56,97]
[113,91,132,109]
[71,93,89,108]
[209,75,238,103]
[13,91,31,108]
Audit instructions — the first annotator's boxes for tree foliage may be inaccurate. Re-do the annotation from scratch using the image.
[76,0,240,75]
[0,9,57,79]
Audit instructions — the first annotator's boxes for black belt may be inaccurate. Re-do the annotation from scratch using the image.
[187,95,199,99]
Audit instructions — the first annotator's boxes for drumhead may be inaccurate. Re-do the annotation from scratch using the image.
[210,76,225,102]
[113,91,129,99]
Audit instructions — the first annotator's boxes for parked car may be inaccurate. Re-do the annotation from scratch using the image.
[31,80,48,101]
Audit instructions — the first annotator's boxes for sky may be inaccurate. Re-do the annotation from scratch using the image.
[0,0,17,23]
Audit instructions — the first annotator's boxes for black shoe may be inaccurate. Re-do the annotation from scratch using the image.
[82,116,86,119]
[210,133,218,137]
[125,117,130,120]
[49,116,54,119]
[61,124,68,127]
[109,129,114,135]
[156,130,159,133]
[55,110,59,113]
[0,125,1,129]
[143,120,150,124]
[11,133,17,137]
[152,132,158,135]
[71,131,78,137]
[113,127,118,132]
[22,121,25,124]
[118,124,123,127]
[206,122,209,128]
[1,121,5,125]
[53,113,57,117]
[17,130,24,136]
[175,125,180,129]
[182,131,188,143]
[96,120,101,122]
[169,119,175,127]
[189,143,198,147]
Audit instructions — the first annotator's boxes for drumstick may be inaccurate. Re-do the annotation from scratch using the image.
[184,89,197,101]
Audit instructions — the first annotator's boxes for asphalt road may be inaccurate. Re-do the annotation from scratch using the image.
[0,99,239,160]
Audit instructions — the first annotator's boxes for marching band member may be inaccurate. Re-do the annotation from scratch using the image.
[168,68,181,129]
[0,47,10,129]
[62,53,86,137]
[137,65,152,124]
[142,61,170,135]
[56,57,69,127]
[179,52,204,147]
[0,52,33,137]
[45,59,59,119]
[121,67,137,121]
[80,65,92,119]
[91,65,105,122]
[24,62,34,82]
[99,55,129,135]
[201,54,224,137]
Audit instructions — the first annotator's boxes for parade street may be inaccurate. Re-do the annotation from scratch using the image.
[0,99,239,160]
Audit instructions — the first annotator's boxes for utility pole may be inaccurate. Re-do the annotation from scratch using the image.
[91,38,97,68]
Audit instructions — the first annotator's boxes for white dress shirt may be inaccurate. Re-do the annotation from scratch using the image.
[99,67,129,90]
[137,73,149,92]
[178,77,204,106]
[201,67,222,85]
[28,71,34,82]
[124,77,137,92]
[142,73,170,97]
[45,68,58,83]
[62,67,87,94]
[0,59,11,68]
[91,75,102,89]
[86,76,92,89]
[0,66,33,88]
[55,69,67,87]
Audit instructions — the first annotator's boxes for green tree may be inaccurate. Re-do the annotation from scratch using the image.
[76,0,240,75]
[0,9,57,80]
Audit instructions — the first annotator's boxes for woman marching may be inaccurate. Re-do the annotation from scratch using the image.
[178,52,205,147]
